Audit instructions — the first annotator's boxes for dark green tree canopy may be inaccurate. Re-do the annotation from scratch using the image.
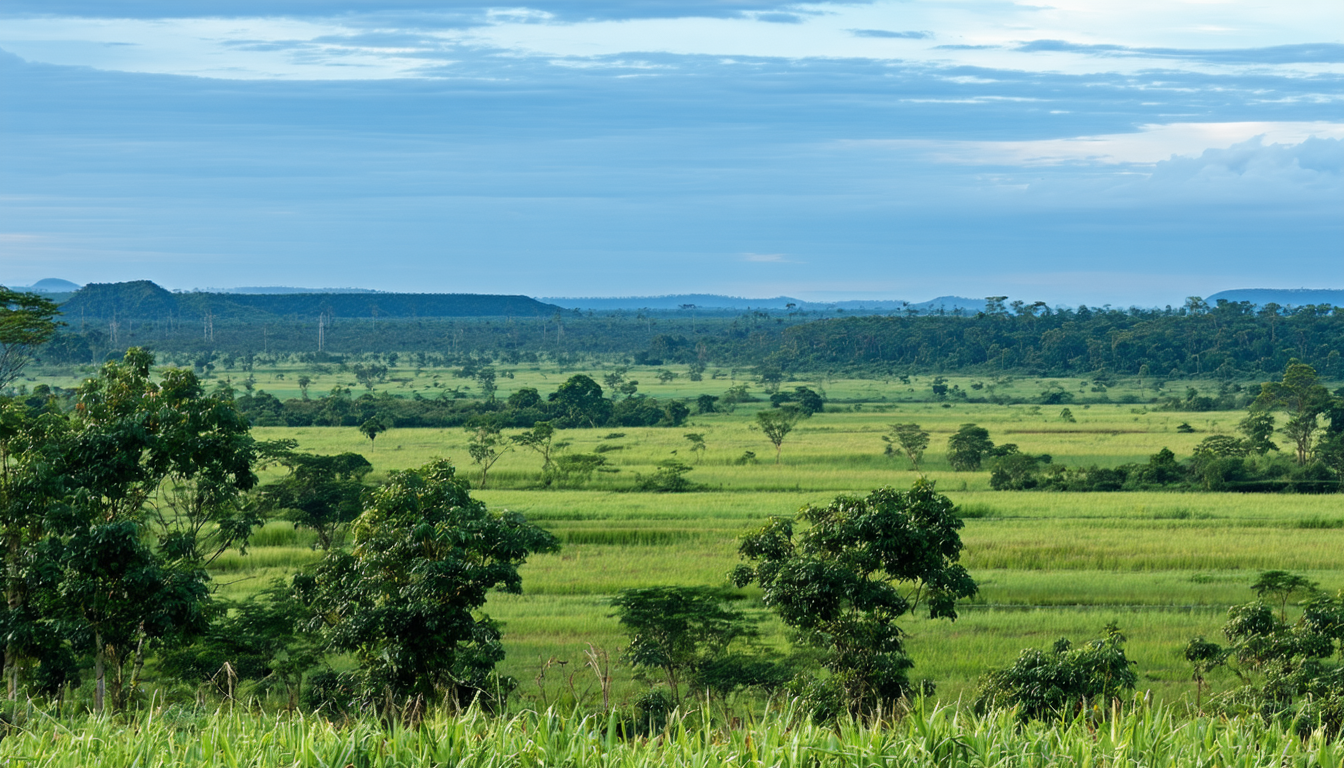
[547,375,612,428]
[610,586,758,704]
[733,480,977,714]
[975,625,1138,720]
[305,459,558,706]
[947,424,994,471]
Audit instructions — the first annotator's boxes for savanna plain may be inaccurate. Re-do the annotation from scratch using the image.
[11,361,1344,767]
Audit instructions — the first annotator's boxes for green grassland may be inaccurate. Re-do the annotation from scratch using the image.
[30,361,1337,709]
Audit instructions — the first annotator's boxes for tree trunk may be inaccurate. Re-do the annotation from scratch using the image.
[5,529,20,700]
[94,629,105,713]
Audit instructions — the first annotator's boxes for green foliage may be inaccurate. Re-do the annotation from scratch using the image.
[358,415,389,445]
[1210,573,1344,736]
[303,459,558,710]
[548,453,607,487]
[510,420,557,472]
[974,624,1138,720]
[610,586,759,703]
[733,481,977,717]
[947,424,994,471]
[160,581,321,707]
[683,433,706,463]
[1239,411,1279,455]
[257,451,372,550]
[1251,570,1319,621]
[54,348,262,710]
[1254,362,1333,465]
[0,287,60,390]
[466,423,510,489]
[634,460,697,493]
[548,375,612,428]
[755,406,801,464]
[882,423,929,472]
[770,387,824,415]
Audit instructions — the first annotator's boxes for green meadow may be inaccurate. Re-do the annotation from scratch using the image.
[33,362,1338,708]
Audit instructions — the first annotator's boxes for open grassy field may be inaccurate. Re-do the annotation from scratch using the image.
[31,361,1339,709]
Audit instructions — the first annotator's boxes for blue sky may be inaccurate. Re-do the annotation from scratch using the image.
[0,1,1340,305]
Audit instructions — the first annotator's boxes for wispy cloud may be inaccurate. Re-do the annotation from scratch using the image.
[850,29,931,40]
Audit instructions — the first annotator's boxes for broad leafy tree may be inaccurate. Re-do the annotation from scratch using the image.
[0,397,75,699]
[55,348,261,710]
[547,375,611,428]
[975,624,1137,719]
[0,288,60,391]
[947,424,994,471]
[732,481,977,716]
[258,451,372,550]
[610,586,757,704]
[303,460,558,709]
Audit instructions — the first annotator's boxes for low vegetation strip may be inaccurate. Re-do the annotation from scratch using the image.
[0,702,1340,768]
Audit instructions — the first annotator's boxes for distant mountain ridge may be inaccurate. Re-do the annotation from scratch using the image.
[1207,288,1344,307]
[542,294,986,312]
[57,281,560,320]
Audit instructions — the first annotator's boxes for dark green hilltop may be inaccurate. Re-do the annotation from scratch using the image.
[58,280,560,321]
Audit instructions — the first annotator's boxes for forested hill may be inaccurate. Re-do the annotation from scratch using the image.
[58,281,560,321]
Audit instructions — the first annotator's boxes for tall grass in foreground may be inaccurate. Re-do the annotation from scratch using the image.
[2,701,1341,767]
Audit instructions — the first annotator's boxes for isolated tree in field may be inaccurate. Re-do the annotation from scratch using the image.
[684,433,706,463]
[1251,569,1319,622]
[510,421,557,471]
[302,459,558,708]
[297,375,312,400]
[947,424,994,471]
[882,423,929,471]
[359,415,389,446]
[1254,362,1331,464]
[258,451,372,550]
[756,406,801,464]
[0,287,60,390]
[466,423,510,489]
[733,481,977,717]
[610,586,756,704]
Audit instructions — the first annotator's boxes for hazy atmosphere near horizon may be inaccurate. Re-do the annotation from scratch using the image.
[1,0,1341,305]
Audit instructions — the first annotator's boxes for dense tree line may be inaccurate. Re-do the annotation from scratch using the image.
[930,362,1344,493]
[40,293,1343,380]
[233,374,690,430]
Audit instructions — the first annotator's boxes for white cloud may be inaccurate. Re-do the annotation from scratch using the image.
[851,121,1344,166]
[742,252,799,263]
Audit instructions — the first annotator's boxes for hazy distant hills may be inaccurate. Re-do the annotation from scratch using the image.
[542,294,987,313]
[1207,289,1344,307]
[20,278,82,293]
[13,279,1339,314]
